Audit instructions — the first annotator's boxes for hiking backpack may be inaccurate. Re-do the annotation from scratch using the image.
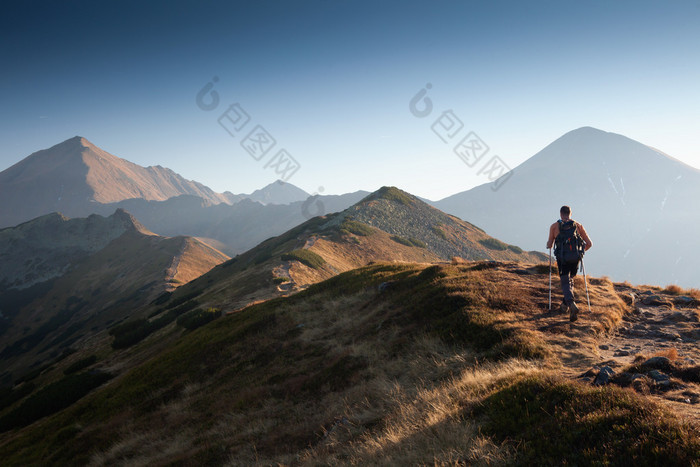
[554,220,585,263]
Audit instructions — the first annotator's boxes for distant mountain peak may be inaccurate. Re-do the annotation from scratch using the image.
[0,137,235,227]
[110,208,154,235]
[246,180,310,205]
[360,186,416,206]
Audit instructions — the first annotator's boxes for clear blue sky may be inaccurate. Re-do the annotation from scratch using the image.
[2,0,699,200]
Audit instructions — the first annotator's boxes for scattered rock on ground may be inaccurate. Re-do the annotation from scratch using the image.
[642,295,674,307]
[593,366,614,386]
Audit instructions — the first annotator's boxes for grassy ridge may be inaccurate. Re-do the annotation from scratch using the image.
[281,249,326,269]
[0,263,697,465]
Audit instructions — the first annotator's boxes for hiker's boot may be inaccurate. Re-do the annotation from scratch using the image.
[569,301,579,322]
[559,301,568,313]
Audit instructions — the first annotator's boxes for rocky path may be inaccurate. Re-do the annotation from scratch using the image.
[583,286,700,424]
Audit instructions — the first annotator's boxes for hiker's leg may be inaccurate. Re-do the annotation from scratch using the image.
[560,262,579,304]
[560,273,574,304]
[562,262,580,321]
[569,260,579,302]
[556,259,566,303]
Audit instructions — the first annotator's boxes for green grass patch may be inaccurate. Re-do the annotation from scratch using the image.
[408,237,427,248]
[507,244,523,254]
[390,235,427,248]
[390,235,413,247]
[151,291,172,305]
[383,265,548,360]
[281,249,326,269]
[373,186,414,206]
[477,374,700,466]
[110,300,201,348]
[163,289,203,310]
[478,238,509,251]
[431,224,448,240]
[298,263,419,299]
[177,308,222,331]
[338,219,375,236]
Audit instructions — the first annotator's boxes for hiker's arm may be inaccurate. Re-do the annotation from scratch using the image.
[579,224,593,251]
[546,223,557,249]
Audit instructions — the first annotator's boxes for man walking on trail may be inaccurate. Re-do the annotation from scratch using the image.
[546,206,593,322]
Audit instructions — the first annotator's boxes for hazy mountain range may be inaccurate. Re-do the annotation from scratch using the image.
[2,129,699,287]
[0,137,366,255]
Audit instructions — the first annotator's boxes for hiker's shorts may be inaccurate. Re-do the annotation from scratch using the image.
[557,260,579,278]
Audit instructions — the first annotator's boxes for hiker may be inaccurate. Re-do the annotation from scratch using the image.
[546,206,592,321]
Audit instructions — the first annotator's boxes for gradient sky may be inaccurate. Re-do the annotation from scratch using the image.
[2,0,700,200]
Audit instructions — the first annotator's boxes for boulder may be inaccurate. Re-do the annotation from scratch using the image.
[641,295,673,307]
[593,366,615,386]
[673,296,696,307]
[648,370,670,382]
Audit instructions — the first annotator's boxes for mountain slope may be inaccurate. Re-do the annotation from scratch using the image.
[160,186,546,314]
[0,137,232,227]
[434,127,700,287]
[1,262,697,465]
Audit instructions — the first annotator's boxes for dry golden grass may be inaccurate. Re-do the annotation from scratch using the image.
[300,359,541,465]
[654,347,680,362]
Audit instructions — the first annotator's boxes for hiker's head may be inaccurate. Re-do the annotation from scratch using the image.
[560,205,571,219]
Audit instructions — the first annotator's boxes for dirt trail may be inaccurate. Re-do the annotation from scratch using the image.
[565,284,700,424]
[598,286,699,367]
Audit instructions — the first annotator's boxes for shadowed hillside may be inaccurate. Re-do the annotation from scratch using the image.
[0,210,229,384]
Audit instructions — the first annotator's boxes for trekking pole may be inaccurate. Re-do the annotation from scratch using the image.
[548,248,552,311]
[581,257,591,313]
